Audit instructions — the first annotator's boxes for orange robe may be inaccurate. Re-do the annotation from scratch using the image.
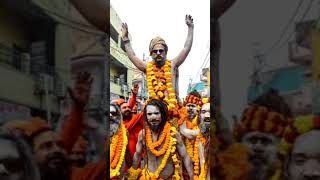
[123,93,144,157]
[123,112,144,157]
[61,106,106,180]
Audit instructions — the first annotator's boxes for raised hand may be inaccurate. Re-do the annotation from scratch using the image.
[131,84,139,95]
[121,23,129,40]
[68,72,93,109]
[185,14,194,28]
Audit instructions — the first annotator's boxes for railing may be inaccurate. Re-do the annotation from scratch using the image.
[110,75,128,87]
[0,43,26,72]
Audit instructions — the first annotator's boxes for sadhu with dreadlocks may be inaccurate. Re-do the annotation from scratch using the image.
[128,99,194,179]
[233,89,293,180]
[178,90,203,179]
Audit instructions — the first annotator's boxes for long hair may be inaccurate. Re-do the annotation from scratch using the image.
[142,99,168,178]
[0,127,40,180]
[143,99,168,131]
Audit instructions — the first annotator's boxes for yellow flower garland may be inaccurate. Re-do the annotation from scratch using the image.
[140,124,181,180]
[146,123,171,157]
[198,161,208,180]
[193,133,208,180]
[146,60,177,111]
[110,123,128,178]
[183,115,199,161]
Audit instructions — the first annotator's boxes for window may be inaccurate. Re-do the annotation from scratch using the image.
[110,25,119,43]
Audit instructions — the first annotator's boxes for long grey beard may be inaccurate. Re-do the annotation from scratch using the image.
[249,164,271,180]
[200,123,210,137]
[187,113,196,121]
[110,123,120,138]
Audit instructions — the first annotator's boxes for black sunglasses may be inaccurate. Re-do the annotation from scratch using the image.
[152,49,165,54]
[110,111,118,116]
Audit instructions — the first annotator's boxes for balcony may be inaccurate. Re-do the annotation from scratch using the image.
[110,75,128,96]
[110,38,133,68]
[288,41,312,65]
[0,43,29,72]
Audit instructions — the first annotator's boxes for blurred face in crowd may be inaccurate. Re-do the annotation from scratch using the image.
[120,103,132,120]
[151,44,167,66]
[69,144,86,167]
[110,105,121,137]
[0,139,23,180]
[33,131,69,179]
[286,130,320,180]
[199,103,210,137]
[186,103,198,120]
[242,131,279,180]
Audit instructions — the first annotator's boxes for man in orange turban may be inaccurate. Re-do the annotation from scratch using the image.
[7,72,105,180]
[234,89,292,180]
[112,84,144,158]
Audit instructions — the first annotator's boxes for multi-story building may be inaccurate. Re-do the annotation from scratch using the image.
[69,5,107,161]
[187,67,210,98]
[0,0,73,125]
[247,20,315,117]
[70,4,107,116]
[110,5,134,101]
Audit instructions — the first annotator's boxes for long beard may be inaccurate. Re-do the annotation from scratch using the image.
[249,156,277,180]
[200,123,210,137]
[249,165,271,180]
[187,113,196,120]
[122,112,132,120]
[149,124,161,132]
[147,121,164,133]
[110,123,120,138]
[40,157,70,180]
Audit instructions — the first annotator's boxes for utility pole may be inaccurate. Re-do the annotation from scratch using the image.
[142,53,147,101]
[250,42,266,101]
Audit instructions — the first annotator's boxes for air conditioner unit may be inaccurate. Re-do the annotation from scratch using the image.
[21,53,30,73]
[39,74,55,93]
[55,79,67,98]
[121,84,128,92]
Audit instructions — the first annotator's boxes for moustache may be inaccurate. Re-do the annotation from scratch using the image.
[203,117,210,122]
[249,154,266,163]
[47,152,67,163]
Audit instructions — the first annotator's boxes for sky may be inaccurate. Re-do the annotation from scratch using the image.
[110,0,210,99]
[111,0,320,125]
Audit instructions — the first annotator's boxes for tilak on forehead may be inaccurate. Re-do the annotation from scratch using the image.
[149,36,168,54]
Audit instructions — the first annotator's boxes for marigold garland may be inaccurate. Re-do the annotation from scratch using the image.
[183,115,199,160]
[110,123,128,178]
[146,60,177,111]
[146,123,171,157]
[193,133,208,180]
[140,123,181,179]
[147,122,170,150]
[127,167,142,180]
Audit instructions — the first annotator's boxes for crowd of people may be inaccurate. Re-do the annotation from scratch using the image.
[0,72,106,180]
[109,10,320,180]
[1,2,319,179]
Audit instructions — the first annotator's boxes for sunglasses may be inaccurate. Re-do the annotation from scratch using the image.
[0,158,23,173]
[110,111,118,116]
[152,49,165,54]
